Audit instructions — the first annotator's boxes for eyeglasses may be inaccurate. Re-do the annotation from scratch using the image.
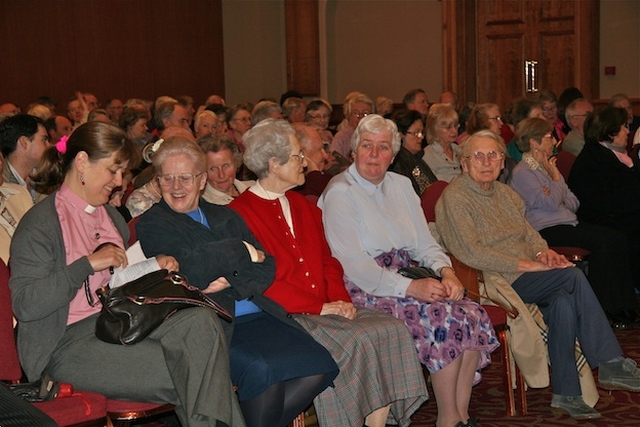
[542,107,558,113]
[233,116,251,123]
[157,172,204,187]
[406,130,424,138]
[351,110,371,118]
[465,151,504,163]
[488,116,503,122]
[308,113,330,120]
[290,152,306,162]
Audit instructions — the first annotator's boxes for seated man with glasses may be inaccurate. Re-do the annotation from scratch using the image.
[436,129,640,421]
[560,98,594,157]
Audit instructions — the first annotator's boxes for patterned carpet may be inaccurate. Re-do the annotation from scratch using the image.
[408,328,640,427]
[149,329,640,427]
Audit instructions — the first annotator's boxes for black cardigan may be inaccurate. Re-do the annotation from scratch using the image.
[136,198,304,339]
[568,141,640,230]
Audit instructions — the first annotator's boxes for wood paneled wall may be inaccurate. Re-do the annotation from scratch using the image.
[0,0,224,115]
[285,0,319,96]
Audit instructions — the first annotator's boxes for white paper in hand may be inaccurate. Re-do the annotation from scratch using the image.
[109,241,161,288]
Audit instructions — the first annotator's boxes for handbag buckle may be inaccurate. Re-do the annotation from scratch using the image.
[133,296,146,305]
[170,273,185,285]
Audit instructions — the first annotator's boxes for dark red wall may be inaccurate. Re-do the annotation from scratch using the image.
[0,0,224,115]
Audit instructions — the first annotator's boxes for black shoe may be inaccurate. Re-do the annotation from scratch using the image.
[599,358,640,391]
[550,394,601,420]
[466,417,480,427]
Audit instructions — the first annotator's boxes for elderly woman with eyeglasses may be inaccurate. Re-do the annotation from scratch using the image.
[462,103,504,143]
[320,115,498,427]
[226,103,252,152]
[330,93,375,159]
[135,136,339,427]
[423,104,462,182]
[538,89,567,142]
[9,122,251,427]
[509,117,638,327]
[390,109,438,197]
[436,129,640,421]
[305,98,335,144]
[230,118,428,427]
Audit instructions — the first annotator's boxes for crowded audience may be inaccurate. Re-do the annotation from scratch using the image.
[1,86,639,427]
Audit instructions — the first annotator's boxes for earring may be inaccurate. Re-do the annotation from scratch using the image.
[80,174,85,186]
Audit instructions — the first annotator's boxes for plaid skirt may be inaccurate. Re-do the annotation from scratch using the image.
[293,308,428,427]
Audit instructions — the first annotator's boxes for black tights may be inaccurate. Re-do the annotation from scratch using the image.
[239,373,332,427]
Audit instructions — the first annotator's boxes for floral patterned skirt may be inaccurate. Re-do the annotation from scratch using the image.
[345,249,499,379]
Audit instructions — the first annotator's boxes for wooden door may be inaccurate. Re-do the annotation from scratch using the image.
[444,0,599,110]
[476,0,528,108]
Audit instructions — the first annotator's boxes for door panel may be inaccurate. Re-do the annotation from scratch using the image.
[478,0,525,26]
[469,0,598,110]
[538,0,576,22]
[537,32,575,96]
[478,35,525,104]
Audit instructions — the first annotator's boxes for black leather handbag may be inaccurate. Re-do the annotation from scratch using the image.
[95,269,232,345]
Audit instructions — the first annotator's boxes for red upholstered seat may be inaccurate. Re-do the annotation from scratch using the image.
[483,304,507,325]
[33,392,108,426]
[0,259,107,426]
[449,256,527,416]
[422,182,527,416]
[107,400,170,413]
[420,180,449,223]
[555,150,576,182]
[0,260,21,381]
[106,399,175,427]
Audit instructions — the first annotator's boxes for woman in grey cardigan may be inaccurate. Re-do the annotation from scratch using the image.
[9,122,245,427]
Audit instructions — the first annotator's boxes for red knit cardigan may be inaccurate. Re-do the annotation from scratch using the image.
[230,190,350,314]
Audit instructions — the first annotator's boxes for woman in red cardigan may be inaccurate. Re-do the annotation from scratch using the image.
[230,119,428,427]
